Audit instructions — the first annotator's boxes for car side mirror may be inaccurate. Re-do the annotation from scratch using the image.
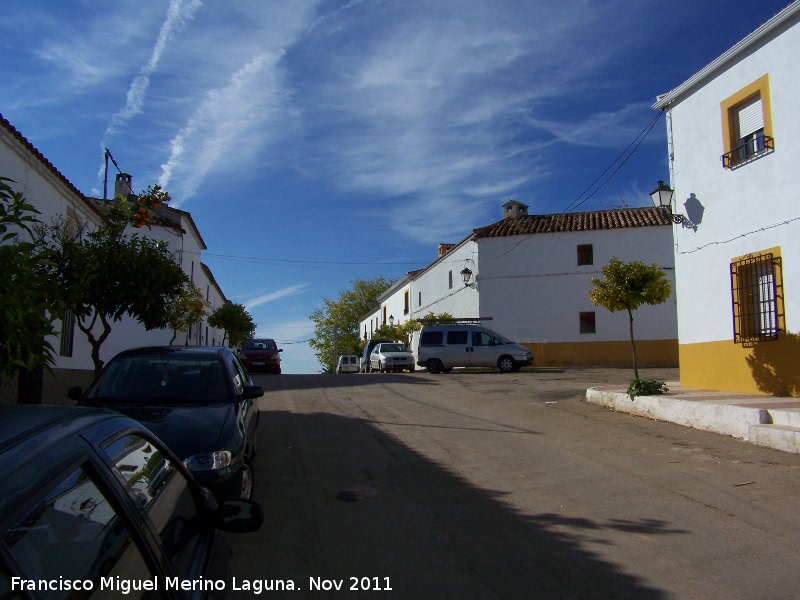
[215,499,264,533]
[67,386,83,401]
[278,348,283,353]
[243,385,264,400]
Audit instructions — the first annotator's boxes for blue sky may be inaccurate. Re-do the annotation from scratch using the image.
[1,0,793,373]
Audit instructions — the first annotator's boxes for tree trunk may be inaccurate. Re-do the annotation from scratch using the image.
[77,312,112,374]
[16,366,43,404]
[628,307,638,379]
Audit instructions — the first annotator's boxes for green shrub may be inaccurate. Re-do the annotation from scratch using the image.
[627,378,669,400]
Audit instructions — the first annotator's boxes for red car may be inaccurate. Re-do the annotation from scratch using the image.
[239,338,283,374]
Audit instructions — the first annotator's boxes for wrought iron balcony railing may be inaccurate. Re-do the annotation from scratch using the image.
[722,134,774,169]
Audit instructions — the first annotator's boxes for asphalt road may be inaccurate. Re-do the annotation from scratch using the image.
[232,368,800,599]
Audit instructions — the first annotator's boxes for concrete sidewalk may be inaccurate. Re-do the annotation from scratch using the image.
[586,382,800,454]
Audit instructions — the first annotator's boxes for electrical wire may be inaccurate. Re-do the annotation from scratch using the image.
[563,110,664,213]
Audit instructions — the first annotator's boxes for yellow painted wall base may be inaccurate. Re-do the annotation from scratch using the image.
[679,334,800,397]
[522,339,678,369]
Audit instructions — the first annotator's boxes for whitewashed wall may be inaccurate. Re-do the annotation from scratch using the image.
[376,281,412,331]
[411,240,480,321]
[477,226,677,343]
[1,123,227,372]
[666,17,800,344]
[0,129,101,237]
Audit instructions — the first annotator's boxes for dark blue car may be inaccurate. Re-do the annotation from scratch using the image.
[72,346,262,501]
[0,405,262,599]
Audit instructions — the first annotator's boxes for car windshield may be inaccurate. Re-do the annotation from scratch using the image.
[86,357,228,403]
[381,344,409,353]
[488,330,512,344]
[242,339,276,350]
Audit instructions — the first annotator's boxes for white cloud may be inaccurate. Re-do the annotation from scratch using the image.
[244,283,310,311]
[281,2,639,241]
[104,0,202,139]
[523,104,655,148]
[158,51,290,201]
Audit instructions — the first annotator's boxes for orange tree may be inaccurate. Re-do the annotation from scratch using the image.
[588,257,672,379]
[166,282,208,345]
[42,185,189,373]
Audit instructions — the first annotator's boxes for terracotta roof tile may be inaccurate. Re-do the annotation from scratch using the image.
[473,206,672,238]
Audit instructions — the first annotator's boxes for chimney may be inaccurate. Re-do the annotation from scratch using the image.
[438,243,455,257]
[503,199,528,219]
[114,173,133,200]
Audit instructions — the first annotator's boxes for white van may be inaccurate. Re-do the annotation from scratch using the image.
[336,355,360,374]
[416,323,533,374]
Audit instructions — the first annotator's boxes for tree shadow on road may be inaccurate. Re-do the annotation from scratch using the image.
[252,372,440,393]
[232,410,682,599]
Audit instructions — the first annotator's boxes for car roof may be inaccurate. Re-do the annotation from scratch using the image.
[109,345,232,360]
[0,404,127,453]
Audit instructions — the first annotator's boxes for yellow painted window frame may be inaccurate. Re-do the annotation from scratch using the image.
[730,245,784,343]
[720,74,772,167]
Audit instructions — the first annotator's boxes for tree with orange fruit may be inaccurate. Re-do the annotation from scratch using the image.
[40,184,191,372]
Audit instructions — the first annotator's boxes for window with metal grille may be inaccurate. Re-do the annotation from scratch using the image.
[59,308,75,357]
[730,253,782,343]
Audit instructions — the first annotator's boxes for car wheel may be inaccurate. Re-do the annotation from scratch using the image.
[426,359,443,374]
[498,356,516,373]
[239,460,254,500]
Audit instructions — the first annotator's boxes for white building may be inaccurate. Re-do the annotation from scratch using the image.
[652,2,800,396]
[362,200,678,368]
[0,113,228,399]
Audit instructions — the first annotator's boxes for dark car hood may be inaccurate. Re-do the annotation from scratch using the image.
[84,401,233,460]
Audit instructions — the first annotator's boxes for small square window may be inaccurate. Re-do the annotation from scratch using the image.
[577,244,593,266]
[579,312,596,334]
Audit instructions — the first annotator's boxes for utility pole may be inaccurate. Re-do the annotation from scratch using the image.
[102,148,123,200]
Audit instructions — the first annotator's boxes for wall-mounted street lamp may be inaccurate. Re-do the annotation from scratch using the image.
[461,266,476,288]
[649,180,696,230]
[388,314,394,326]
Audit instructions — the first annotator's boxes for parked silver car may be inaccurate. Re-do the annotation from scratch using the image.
[370,343,415,373]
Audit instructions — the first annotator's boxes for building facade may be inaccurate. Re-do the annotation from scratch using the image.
[653,2,800,395]
[0,114,228,384]
[362,201,678,369]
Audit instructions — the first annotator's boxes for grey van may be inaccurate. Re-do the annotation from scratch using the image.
[416,323,533,374]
